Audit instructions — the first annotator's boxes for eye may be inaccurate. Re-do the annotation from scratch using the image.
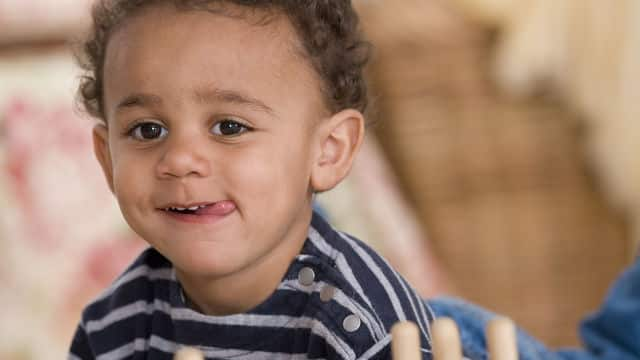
[211,119,250,136]
[128,122,168,141]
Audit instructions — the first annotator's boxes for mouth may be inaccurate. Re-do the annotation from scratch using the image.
[158,201,236,221]
[162,204,210,215]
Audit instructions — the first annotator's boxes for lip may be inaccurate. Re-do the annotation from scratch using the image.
[157,200,236,225]
[158,202,214,210]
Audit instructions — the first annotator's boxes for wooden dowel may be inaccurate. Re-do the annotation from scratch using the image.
[392,321,422,360]
[174,347,205,360]
[432,317,462,360]
[486,317,518,360]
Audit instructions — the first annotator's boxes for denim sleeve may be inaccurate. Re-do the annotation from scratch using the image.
[426,257,640,360]
[427,296,569,360]
[573,256,640,359]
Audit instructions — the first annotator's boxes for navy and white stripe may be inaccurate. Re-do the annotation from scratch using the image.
[69,212,434,359]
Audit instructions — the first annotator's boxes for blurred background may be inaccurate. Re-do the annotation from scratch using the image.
[0,0,638,358]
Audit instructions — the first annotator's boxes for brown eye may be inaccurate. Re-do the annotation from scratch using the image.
[130,122,167,141]
[211,119,249,136]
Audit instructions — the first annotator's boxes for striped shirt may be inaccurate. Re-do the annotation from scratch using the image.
[69,212,434,359]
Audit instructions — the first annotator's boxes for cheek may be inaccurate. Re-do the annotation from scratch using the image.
[227,139,312,198]
[110,152,151,201]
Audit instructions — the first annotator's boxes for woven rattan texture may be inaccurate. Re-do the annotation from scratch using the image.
[358,0,630,347]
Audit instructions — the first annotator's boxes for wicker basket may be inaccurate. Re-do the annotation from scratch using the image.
[358,0,630,346]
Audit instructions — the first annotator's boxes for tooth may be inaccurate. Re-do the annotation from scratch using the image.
[188,206,199,211]
[176,207,186,211]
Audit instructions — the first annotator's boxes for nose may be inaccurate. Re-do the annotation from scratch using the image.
[155,136,211,179]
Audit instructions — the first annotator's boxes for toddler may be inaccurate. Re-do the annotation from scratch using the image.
[69,1,434,359]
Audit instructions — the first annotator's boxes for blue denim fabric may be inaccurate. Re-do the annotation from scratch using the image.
[427,257,640,360]
[576,256,640,360]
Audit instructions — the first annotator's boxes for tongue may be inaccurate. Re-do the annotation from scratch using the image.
[195,201,236,216]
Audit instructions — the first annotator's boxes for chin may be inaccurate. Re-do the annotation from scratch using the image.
[173,252,238,278]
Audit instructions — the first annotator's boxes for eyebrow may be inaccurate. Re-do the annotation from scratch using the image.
[115,93,163,112]
[193,87,275,115]
[114,88,275,116]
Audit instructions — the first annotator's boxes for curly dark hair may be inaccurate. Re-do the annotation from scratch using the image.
[76,0,371,120]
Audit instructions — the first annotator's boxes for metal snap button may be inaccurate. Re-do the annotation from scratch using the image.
[320,285,336,302]
[343,314,361,332]
[298,267,315,286]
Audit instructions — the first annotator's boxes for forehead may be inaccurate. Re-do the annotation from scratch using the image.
[103,4,325,119]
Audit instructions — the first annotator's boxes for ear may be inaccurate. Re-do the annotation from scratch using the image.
[310,109,365,192]
[92,123,115,193]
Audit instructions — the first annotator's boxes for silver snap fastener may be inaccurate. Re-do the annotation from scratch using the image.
[342,314,361,332]
[298,267,315,286]
[320,285,336,302]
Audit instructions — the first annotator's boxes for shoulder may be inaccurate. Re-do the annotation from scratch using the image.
[79,247,173,329]
[301,213,435,358]
[71,248,177,359]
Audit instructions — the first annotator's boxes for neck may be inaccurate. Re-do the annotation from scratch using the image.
[176,211,312,315]
[178,266,285,315]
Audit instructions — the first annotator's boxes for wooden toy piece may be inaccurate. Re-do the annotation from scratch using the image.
[391,321,421,360]
[174,347,205,360]
[432,317,463,360]
[486,317,518,360]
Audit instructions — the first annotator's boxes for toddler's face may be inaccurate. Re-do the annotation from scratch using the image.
[96,5,327,280]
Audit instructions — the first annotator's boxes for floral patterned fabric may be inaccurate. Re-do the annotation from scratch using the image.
[0,51,146,360]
